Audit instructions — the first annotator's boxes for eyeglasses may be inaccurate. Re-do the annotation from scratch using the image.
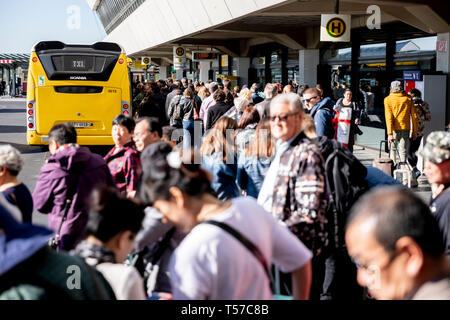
[303,96,318,103]
[351,250,399,271]
[269,112,300,123]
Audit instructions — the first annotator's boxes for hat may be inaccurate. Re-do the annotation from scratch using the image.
[417,131,450,164]
[390,80,402,91]
[0,194,54,275]
[391,80,402,88]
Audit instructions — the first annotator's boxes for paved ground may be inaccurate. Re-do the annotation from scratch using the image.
[0,97,49,226]
[353,144,431,202]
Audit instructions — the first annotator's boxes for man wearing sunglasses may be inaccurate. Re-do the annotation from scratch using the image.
[258,93,328,299]
[346,187,450,300]
[302,88,336,139]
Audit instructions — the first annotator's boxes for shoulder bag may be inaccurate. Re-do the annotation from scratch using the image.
[201,220,292,300]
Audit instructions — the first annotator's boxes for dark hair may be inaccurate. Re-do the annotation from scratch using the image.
[297,84,310,96]
[188,84,196,92]
[140,145,213,205]
[162,126,178,142]
[87,186,144,243]
[213,89,226,102]
[112,114,135,133]
[347,186,445,257]
[302,87,321,97]
[238,106,260,129]
[48,123,77,145]
[408,88,422,98]
[136,117,162,138]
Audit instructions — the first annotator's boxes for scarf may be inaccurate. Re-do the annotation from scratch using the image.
[72,240,116,267]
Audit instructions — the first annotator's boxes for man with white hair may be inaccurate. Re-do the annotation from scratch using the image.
[199,81,219,130]
[384,80,419,169]
[255,83,278,119]
[257,93,328,299]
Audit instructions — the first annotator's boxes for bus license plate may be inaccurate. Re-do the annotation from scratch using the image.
[72,122,91,128]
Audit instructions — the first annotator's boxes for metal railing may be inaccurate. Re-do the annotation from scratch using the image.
[96,0,146,34]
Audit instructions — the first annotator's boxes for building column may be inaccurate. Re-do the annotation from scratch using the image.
[6,67,10,95]
[436,32,450,134]
[281,46,288,85]
[437,33,450,73]
[351,30,361,97]
[12,66,16,96]
[298,49,319,87]
[199,61,210,82]
[159,66,168,80]
[386,26,396,79]
[233,57,250,87]
[175,69,183,80]
[265,50,272,85]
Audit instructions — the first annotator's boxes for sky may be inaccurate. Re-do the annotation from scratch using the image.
[0,0,106,53]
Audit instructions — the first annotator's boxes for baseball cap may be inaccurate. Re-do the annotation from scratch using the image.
[391,80,402,89]
[417,131,450,164]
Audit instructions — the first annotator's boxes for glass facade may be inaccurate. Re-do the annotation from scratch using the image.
[326,37,437,148]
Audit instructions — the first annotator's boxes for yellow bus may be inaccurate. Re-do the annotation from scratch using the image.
[26,41,131,145]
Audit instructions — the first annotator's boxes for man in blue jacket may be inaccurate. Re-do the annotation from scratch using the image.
[302,88,335,139]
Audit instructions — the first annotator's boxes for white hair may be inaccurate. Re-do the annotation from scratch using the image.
[233,96,249,113]
[0,144,24,175]
[270,93,304,113]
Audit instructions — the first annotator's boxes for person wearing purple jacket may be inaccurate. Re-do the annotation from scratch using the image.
[33,123,115,251]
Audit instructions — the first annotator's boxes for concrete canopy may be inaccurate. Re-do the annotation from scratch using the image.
[99,0,450,61]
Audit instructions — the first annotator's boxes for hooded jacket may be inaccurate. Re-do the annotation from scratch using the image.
[0,194,116,300]
[33,145,115,251]
[310,97,336,139]
[384,92,419,136]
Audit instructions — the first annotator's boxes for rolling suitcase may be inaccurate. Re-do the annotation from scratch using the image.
[372,140,394,176]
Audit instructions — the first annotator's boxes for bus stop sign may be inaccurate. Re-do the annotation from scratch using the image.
[320,14,351,42]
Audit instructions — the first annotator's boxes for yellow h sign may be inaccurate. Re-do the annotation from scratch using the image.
[321,14,351,42]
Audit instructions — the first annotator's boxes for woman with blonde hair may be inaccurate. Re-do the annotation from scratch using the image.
[197,86,210,102]
[201,117,239,201]
[237,118,275,198]
[238,87,253,104]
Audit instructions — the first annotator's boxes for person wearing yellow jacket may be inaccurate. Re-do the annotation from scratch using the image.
[384,80,419,166]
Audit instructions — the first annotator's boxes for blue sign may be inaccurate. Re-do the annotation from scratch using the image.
[403,71,422,81]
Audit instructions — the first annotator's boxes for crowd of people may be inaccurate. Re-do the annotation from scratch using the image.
[0,76,449,300]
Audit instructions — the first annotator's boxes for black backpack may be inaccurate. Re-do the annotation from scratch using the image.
[317,138,369,250]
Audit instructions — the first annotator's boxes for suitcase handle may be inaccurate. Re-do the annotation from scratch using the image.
[379,140,388,158]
